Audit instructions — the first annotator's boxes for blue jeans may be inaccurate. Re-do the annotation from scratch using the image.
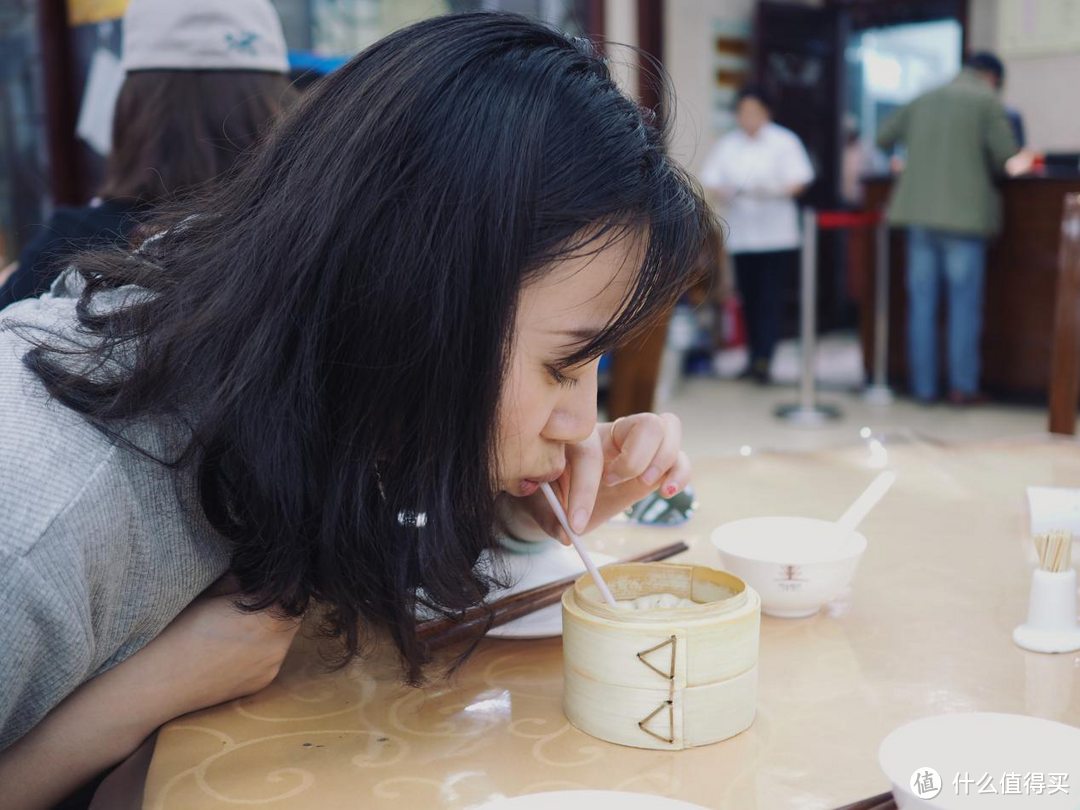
[905,227,987,400]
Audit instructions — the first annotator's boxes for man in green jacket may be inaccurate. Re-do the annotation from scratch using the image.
[877,52,1019,404]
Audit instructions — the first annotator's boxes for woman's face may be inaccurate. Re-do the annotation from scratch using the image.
[495,237,639,497]
[736,97,769,137]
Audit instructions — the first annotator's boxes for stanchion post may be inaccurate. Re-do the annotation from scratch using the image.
[864,218,895,404]
[776,208,841,426]
[799,206,817,411]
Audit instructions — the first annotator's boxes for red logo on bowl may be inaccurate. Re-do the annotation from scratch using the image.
[775,565,805,591]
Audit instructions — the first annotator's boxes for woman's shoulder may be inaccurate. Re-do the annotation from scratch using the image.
[0,315,122,554]
[0,323,228,747]
[0,288,200,557]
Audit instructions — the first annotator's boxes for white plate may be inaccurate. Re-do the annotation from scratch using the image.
[482,543,616,639]
[879,712,1080,809]
[477,790,710,809]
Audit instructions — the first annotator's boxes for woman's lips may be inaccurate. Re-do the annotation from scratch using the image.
[518,467,565,497]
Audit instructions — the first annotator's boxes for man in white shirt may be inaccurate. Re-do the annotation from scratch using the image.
[701,85,814,381]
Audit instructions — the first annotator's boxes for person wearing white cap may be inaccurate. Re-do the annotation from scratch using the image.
[120,0,290,74]
[0,0,293,311]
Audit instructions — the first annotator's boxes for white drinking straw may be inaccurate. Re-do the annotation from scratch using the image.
[539,482,617,607]
[837,470,897,534]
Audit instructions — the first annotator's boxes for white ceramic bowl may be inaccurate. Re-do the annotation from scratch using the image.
[709,516,866,618]
[879,712,1080,809]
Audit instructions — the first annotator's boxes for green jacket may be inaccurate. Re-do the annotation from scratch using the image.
[877,69,1018,237]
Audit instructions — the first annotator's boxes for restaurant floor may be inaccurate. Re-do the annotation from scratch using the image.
[665,377,1072,458]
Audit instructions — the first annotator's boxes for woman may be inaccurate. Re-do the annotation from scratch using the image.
[0,0,294,309]
[701,84,814,383]
[0,13,713,806]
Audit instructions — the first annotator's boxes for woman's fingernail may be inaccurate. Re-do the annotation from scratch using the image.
[571,508,589,534]
[641,466,661,486]
[603,471,622,486]
[665,483,678,497]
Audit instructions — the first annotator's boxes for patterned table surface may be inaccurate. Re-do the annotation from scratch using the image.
[142,433,1080,809]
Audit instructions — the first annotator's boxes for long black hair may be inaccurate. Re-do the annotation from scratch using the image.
[25,13,715,682]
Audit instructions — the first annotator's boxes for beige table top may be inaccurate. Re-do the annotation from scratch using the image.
[142,433,1080,810]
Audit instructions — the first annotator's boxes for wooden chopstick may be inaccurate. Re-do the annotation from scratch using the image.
[831,791,896,810]
[417,540,690,650]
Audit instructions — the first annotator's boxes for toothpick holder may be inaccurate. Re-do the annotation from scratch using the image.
[1013,568,1080,654]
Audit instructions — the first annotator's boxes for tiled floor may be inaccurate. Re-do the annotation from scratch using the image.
[665,375,1063,459]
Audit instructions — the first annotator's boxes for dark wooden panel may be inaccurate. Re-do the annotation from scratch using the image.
[39,0,84,205]
[608,315,670,419]
[607,0,665,418]
[637,0,664,115]
[754,1,844,208]
[859,176,1080,397]
[584,0,605,55]
[1049,194,1080,434]
[983,181,1069,391]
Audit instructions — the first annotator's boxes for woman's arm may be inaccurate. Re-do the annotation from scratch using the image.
[0,586,300,810]
[876,104,907,151]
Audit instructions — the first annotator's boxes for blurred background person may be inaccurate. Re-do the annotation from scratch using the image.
[974,51,1027,149]
[0,0,294,310]
[840,114,886,209]
[700,84,814,384]
[877,50,1020,405]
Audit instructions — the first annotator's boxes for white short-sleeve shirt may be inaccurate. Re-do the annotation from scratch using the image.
[700,121,815,255]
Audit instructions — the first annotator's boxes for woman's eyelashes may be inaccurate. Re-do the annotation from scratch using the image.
[546,364,579,389]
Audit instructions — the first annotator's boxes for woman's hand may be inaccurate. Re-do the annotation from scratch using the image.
[500,413,691,544]
[0,576,300,810]
[137,579,302,719]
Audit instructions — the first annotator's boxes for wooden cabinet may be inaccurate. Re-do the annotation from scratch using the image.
[860,174,1080,396]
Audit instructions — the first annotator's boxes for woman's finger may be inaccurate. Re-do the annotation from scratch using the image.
[658,450,692,498]
[564,432,604,534]
[603,413,664,485]
[638,412,681,488]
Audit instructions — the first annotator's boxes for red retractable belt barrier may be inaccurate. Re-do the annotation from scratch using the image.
[775,207,894,424]
[816,210,883,230]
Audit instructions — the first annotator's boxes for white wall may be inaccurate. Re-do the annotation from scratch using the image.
[663,0,755,179]
[604,0,640,98]
[968,0,1080,152]
[604,1,757,180]
[1003,53,1080,151]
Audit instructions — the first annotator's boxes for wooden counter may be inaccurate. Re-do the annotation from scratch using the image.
[859,173,1080,396]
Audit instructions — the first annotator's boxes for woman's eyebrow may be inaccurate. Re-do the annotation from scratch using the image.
[553,327,603,341]
[549,328,606,364]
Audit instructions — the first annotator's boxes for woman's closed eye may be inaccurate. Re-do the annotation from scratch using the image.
[547,365,579,389]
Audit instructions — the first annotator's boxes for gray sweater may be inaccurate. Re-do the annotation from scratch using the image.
[0,271,230,751]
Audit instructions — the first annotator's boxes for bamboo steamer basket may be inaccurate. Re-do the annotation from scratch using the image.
[561,562,760,750]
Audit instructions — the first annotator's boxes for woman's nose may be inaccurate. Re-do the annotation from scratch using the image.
[542,368,598,445]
